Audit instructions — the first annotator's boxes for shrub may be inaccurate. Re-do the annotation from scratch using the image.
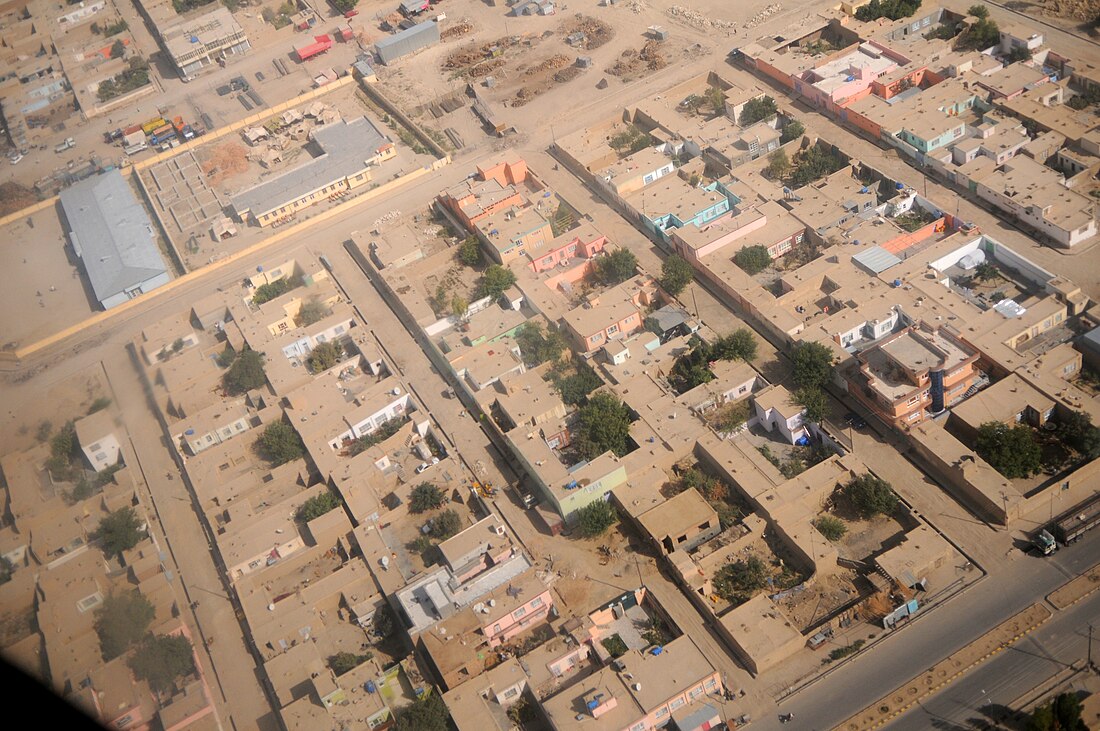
[409,483,446,513]
[739,96,778,126]
[551,359,603,405]
[813,515,847,541]
[576,499,617,538]
[791,341,835,389]
[516,322,567,366]
[780,119,805,144]
[223,348,266,394]
[975,422,1041,478]
[660,254,694,296]
[601,634,628,657]
[429,509,462,539]
[763,149,790,180]
[297,491,341,522]
[129,634,195,693]
[734,245,772,274]
[393,692,449,731]
[794,386,828,423]
[855,0,922,21]
[477,265,517,299]
[87,397,112,414]
[708,400,751,434]
[843,474,898,518]
[252,276,298,304]
[97,507,145,556]
[295,297,330,327]
[346,417,407,455]
[258,421,304,465]
[457,236,482,266]
[306,340,343,373]
[574,393,632,459]
[712,329,758,362]
[593,249,638,286]
[95,591,155,660]
[713,556,768,605]
[328,651,372,675]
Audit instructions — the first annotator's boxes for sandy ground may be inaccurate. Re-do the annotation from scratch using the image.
[0,212,97,348]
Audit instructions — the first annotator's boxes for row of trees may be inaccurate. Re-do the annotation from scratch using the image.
[976,410,1100,479]
[854,0,922,21]
[763,145,847,187]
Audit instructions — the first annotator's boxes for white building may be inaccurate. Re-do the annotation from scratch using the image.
[74,411,122,473]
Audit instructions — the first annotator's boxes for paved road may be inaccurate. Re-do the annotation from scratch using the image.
[885,589,1100,731]
[760,527,1100,731]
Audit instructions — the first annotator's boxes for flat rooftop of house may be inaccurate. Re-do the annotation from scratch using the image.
[669,204,767,254]
[602,146,671,185]
[397,552,533,633]
[561,285,641,340]
[909,419,1020,501]
[454,303,527,347]
[997,82,1097,142]
[443,658,526,731]
[477,203,551,250]
[441,176,518,219]
[977,63,1049,97]
[627,175,729,224]
[230,117,388,219]
[951,372,1052,430]
[881,328,952,371]
[718,593,802,661]
[637,488,716,541]
[490,367,565,425]
[807,44,898,95]
[437,514,509,571]
[980,156,1095,229]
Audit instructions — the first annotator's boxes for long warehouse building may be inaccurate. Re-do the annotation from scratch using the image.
[375,20,439,65]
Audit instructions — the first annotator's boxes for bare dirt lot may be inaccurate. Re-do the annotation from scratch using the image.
[0,211,97,348]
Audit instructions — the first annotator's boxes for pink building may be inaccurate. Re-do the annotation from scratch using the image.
[562,275,658,353]
[528,222,608,273]
[480,572,555,647]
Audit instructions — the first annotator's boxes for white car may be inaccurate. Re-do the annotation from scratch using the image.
[8,152,24,164]
[415,462,430,474]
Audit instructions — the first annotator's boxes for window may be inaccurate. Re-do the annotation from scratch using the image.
[705,679,718,691]
[669,697,686,710]
[908,412,920,421]
[1063,363,1077,375]
[334,325,346,335]
[513,606,527,619]
[493,624,501,633]
[503,688,519,699]
[655,708,669,720]
[689,686,704,699]
[607,324,620,336]
[531,597,544,609]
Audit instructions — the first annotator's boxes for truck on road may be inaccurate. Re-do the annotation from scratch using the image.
[1031,529,1057,556]
[1052,491,1100,546]
[150,127,177,145]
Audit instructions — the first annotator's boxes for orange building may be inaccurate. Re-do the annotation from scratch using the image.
[846,324,979,428]
[438,157,530,230]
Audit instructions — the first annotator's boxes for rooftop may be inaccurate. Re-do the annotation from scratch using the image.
[58,169,168,306]
[231,117,389,219]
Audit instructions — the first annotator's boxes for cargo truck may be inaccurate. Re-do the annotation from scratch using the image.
[141,117,168,135]
[150,127,177,145]
[1051,492,1100,546]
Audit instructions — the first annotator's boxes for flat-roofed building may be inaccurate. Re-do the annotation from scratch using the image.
[230,117,395,227]
[716,594,803,675]
[636,489,720,555]
[139,3,250,80]
[74,410,122,472]
[58,169,170,309]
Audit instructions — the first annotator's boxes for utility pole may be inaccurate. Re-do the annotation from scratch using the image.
[1089,623,1095,673]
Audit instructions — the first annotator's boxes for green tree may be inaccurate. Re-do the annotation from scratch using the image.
[306,341,343,373]
[109,39,125,59]
[95,591,155,660]
[457,236,482,266]
[1025,691,1085,731]
[1057,411,1100,459]
[593,249,638,285]
[409,482,446,513]
[794,387,827,423]
[967,3,988,18]
[574,392,632,459]
[660,254,694,296]
[451,294,468,319]
[713,556,768,605]
[297,490,340,522]
[477,265,517,299]
[258,421,304,466]
[791,341,835,389]
[781,119,805,144]
[429,509,462,539]
[296,297,330,327]
[855,0,922,21]
[705,84,726,115]
[712,328,758,362]
[97,507,145,557]
[708,400,751,433]
[252,277,298,304]
[515,322,567,366]
[960,15,1000,50]
[739,96,778,126]
[328,651,371,675]
[223,348,266,395]
[843,474,899,518]
[393,692,449,731]
[575,499,617,538]
[1007,46,1032,63]
[734,244,773,274]
[88,397,112,414]
[372,604,396,638]
[551,360,604,405]
[763,149,790,180]
[670,344,715,392]
[128,634,195,693]
[331,0,359,13]
[789,144,846,187]
[976,422,1041,478]
[813,515,847,541]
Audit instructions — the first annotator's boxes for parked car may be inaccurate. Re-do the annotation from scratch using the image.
[843,412,867,429]
[255,71,265,82]
[8,152,24,164]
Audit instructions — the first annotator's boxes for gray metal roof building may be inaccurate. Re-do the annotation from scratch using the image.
[58,170,170,310]
[852,245,902,275]
[375,20,440,65]
[230,117,388,223]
